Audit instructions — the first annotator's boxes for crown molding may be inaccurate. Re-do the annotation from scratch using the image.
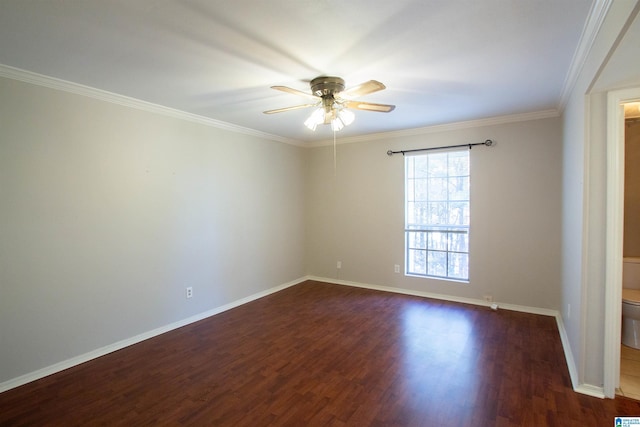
[307,109,560,148]
[557,0,613,112]
[0,63,563,149]
[0,64,303,147]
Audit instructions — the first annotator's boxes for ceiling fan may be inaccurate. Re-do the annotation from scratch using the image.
[263,76,395,131]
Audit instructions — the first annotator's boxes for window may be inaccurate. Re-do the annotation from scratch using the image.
[405,149,469,281]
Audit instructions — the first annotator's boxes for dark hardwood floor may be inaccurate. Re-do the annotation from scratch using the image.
[1,280,639,426]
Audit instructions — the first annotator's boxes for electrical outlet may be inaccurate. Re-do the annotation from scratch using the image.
[394,264,400,273]
[337,261,342,269]
[186,287,193,299]
[483,295,493,303]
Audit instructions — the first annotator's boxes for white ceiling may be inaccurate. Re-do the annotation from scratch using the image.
[0,0,596,143]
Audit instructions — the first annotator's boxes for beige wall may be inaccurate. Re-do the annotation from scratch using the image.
[625,120,640,257]
[0,76,306,383]
[306,117,563,310]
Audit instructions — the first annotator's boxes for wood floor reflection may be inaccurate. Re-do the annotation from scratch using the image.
[1,280,639,426]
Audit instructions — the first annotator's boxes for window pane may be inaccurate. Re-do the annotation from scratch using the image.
[406,179,415,202]
[448,177,469,201]
[407,202,429,226]
[427,231,447,251]
[406,201,415,224]
[413,156,428,178]
[448,202,469,225]
[448,232,469,253]
[408,249,426,275]
[427,251,447,276]
[428,153,448,177]
[428,177,448,201]
[407,157,415,179]
[408,231,427,249]
[448,152,469,176]
[427,202,448,225]
[414,178,427,201]
[448,253,468,279]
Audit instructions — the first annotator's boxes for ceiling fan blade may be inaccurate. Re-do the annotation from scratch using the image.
[339,80,386,99]
[271,85,320,101]
[263,104,317,114]
[344,100,396,112]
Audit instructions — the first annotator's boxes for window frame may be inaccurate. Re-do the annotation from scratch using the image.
[404,149,470,282]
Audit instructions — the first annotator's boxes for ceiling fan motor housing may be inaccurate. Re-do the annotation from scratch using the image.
[310,76,345,98]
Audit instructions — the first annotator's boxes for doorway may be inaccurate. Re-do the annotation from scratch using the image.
[604,88,640,399]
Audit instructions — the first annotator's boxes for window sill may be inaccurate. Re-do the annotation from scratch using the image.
[405,273,469,284]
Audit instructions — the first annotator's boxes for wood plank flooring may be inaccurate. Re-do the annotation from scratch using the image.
[619,345,640,400]
[1,280,640,426]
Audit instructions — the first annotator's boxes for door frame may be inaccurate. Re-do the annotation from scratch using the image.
[603,87,640,398]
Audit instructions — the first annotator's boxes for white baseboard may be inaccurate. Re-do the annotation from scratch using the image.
[553,313,594,397]
[306,275,559,316]
[574,384,606,399]
[0,277,305,393]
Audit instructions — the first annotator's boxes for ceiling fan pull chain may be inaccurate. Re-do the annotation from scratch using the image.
[333,129,337,176]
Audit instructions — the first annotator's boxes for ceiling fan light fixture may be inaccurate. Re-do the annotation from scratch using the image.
[331,117,345,132]
[304,108,325,131]
[338,108,355,126]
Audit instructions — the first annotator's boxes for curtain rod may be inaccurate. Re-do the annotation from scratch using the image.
[386,139,493,156]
